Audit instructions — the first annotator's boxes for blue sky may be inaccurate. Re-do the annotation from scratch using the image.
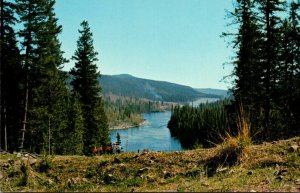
[54,0,235,89]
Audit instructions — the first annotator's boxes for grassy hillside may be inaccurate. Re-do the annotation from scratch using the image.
[100,74,220,102]
[1,137,299,192]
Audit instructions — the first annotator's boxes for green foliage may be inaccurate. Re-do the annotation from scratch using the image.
[38,156,52,173]
[168,99,231,148]
[15,0,69,154]
[70,20,110,155]
[65,93,84,155]
[18,161,29,186]
[1,0,23,151]
[223,0,300,143]
[116,132,121,146]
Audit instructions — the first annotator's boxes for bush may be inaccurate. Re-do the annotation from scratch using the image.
[38,156,52,173]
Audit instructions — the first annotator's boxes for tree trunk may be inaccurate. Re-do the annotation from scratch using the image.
[19,73,28,151]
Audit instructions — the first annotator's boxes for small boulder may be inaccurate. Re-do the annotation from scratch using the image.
[138,167,149,174]
[163,171,173,179]
[247,171,253,175]
[113,157,121,164]
[0,172,4,180]
[8,159,14,165]
[289,145,299,152]
[47,179,54,185]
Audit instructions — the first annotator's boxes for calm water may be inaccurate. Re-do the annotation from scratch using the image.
[109,111,184,152]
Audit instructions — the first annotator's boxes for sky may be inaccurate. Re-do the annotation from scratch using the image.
[54,0,235,90]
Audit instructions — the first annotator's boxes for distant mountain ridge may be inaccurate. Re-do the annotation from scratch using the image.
[195,88,230,98]
[99,74,221,102]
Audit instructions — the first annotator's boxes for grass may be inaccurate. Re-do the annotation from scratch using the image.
[1,136,299,192]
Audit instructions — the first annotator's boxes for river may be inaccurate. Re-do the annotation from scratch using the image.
[109,111,184,152]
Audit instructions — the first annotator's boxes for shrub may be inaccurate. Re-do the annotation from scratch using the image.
[38,156,52,173]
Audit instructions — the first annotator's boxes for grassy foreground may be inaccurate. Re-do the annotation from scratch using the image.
[0,137,299,192]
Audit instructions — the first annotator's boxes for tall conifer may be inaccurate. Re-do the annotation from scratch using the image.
[70,21,110,155]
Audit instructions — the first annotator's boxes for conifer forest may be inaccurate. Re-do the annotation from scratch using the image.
[1,0,300,156]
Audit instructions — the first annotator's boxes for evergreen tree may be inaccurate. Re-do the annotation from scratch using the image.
[70,20,110,155]
[116,132,121,146]
[16,0,68,153]
[256,0,286,134]
[0,0,22,151]
[225,0,264,136]
[65,92,84,155]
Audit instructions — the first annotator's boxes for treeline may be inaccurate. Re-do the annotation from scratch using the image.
[103,94,174,128]
[168,99,231,148]
[1,0,110,155]
[168,0,300,148]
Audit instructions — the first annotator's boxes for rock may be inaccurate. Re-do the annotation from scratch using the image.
[132,155,139,159]
[2,163,10,169]
[55,175,61,182]
[17,153,21,158]
[0,172,4,180]
[295,179,300,185]
[47,179,54,185]
[148,160,155,164]
[276,175,284,180]
[138,167,149,174]
[113,157,121,164]
[250,189,256,192]
[8,159,14,165]
[29,158,37,166]
[216,167,228,173]
[201,181,209,187]
[24,153,29,157]
[146,175,155,183]
[247,171,253,175]
[163,171,173,179]
[104,173,116,184]
[82,178,88,182]
[289,145,299,152]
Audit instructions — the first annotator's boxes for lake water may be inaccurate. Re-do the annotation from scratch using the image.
[109,111,184,152]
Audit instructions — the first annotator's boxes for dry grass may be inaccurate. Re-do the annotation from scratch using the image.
[1,136,299,192]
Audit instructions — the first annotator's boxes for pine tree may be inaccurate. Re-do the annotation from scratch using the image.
[16,0,68,153]
[65,92,84,155]
[116,132,121,146]
[1,0,22,151]
[70,20,110,155]
[256,0,286,134]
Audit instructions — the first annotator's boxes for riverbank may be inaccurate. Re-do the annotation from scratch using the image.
[0,137,299,192]
[109,119,148,130]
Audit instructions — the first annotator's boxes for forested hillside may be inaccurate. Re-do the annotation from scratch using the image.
[99,74,220,102]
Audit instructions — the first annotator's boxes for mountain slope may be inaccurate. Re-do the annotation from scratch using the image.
[99,74,220,102]
[195,88,230,98]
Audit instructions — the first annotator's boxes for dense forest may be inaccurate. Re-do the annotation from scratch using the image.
[168,0,300,148]
[0,0,109,155]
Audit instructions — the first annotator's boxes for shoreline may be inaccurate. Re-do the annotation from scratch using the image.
[109,120,148,130]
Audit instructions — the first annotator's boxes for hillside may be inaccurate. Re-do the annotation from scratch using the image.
[1,137,299,192]
[99,74,220,102]
[195,88,231,98]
